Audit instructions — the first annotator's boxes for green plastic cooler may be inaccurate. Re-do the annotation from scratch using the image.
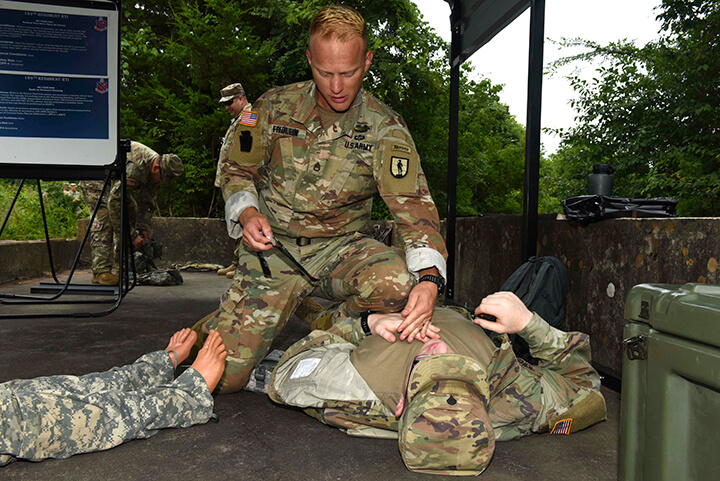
[621,283,720,481]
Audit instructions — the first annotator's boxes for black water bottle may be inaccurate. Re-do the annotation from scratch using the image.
[588,163,614,196]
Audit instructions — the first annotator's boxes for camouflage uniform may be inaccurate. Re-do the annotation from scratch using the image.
[201,80,447,392]
[79,180,116,275]
[108,141,163,241]
[0,351,213,466]
[268,307,606,473]
[79,141,161,275]
[215,102,253,188]
[216,102,253,268]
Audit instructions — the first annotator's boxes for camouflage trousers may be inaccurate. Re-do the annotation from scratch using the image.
[80,180,119,275]
[193,232,413,393]
[0,351,213,466]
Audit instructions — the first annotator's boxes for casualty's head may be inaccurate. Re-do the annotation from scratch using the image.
[306,5,373,113]
[218,82,248,117]
[396,344,496,475]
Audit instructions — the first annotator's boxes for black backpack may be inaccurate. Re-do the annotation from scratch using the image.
[498,256,570,364]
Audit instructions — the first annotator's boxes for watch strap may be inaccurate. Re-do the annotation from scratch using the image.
[419,274,445,293]
[360,311,373,336]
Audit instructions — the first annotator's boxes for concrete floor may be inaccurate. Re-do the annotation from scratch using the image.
[0,270,620,480]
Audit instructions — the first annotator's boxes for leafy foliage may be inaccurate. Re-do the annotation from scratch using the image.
[546,0,720,216]
[0,180,88,240]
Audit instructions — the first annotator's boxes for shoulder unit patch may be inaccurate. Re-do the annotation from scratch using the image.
[390,156,409,179]
[239,110,258,127]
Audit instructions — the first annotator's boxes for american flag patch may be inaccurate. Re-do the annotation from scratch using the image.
[551,419,573,435]
[126,178,136,186]
[239,110,258,127]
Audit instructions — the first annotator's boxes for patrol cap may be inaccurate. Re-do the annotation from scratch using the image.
[219,83,245,103]
[160,154,183,182]
[398,354,495,476]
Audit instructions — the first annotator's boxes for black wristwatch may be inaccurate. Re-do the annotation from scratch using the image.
[360,310,373,336]
[419,274,445,294]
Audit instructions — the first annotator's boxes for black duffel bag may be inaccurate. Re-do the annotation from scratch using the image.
[562,195,679,224]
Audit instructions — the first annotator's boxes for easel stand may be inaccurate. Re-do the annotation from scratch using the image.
[0,141,135,319]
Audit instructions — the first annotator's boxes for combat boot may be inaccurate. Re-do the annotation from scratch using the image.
[92,272,119,285]
[217,263,236,276]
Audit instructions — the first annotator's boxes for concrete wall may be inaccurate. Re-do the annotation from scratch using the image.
[2,215,717,372]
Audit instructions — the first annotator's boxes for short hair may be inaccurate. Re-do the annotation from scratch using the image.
[309,5,368,49]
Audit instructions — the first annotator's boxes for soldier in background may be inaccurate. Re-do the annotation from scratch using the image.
[215,83,253,279]
[80,142,183,285]
[192,5,447,393]
[268,291,607,475]
[0,329,226,466]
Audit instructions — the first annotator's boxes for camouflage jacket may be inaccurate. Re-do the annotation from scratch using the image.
[219,80,447,277]
[108,141,160,238]
[268,309,605,442]
[215,103,253,188]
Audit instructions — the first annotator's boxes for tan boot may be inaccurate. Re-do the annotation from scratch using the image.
[217,263,237,276]
[92,272,119,285]
[225,268,236,279]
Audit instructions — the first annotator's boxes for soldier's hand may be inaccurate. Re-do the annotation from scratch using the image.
[473,291,533,334]
[367,312,403,343]
[398,282,438,342]
[239,208,273,252]
[368,312,440,344]
[132,235,146,249]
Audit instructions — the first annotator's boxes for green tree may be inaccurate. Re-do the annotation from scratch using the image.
[546,0,720,215]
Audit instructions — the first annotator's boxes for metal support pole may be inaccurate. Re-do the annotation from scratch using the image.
[445,0,462,300]
[521,0,545,262]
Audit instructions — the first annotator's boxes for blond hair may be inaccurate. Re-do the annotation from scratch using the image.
[309,5,368,49]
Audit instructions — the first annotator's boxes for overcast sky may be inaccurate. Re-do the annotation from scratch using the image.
[411,0,664,154]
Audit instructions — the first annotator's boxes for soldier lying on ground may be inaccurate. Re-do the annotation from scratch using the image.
[268,291,607,475]
[0,329,226,467]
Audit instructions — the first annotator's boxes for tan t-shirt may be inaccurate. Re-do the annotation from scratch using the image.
[350,307,496,411]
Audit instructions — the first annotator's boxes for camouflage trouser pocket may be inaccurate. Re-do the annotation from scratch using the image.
[220,284,247,315]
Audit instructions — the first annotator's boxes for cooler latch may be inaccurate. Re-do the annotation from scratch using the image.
[622,335,647,360]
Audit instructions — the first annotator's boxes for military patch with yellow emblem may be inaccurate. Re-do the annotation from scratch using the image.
[381,140,419,194]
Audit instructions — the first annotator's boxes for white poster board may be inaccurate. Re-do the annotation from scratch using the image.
[0,0,119,167]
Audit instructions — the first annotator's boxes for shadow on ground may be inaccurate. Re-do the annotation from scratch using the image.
[0,271,619,480]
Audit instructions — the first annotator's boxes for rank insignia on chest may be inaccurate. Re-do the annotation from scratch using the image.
[271,124,306,139]
[390,156,409,178]
[354,122,371,133]
[239,110,258,127]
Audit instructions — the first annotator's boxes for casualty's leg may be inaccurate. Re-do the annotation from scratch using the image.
[0,332,225,463]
